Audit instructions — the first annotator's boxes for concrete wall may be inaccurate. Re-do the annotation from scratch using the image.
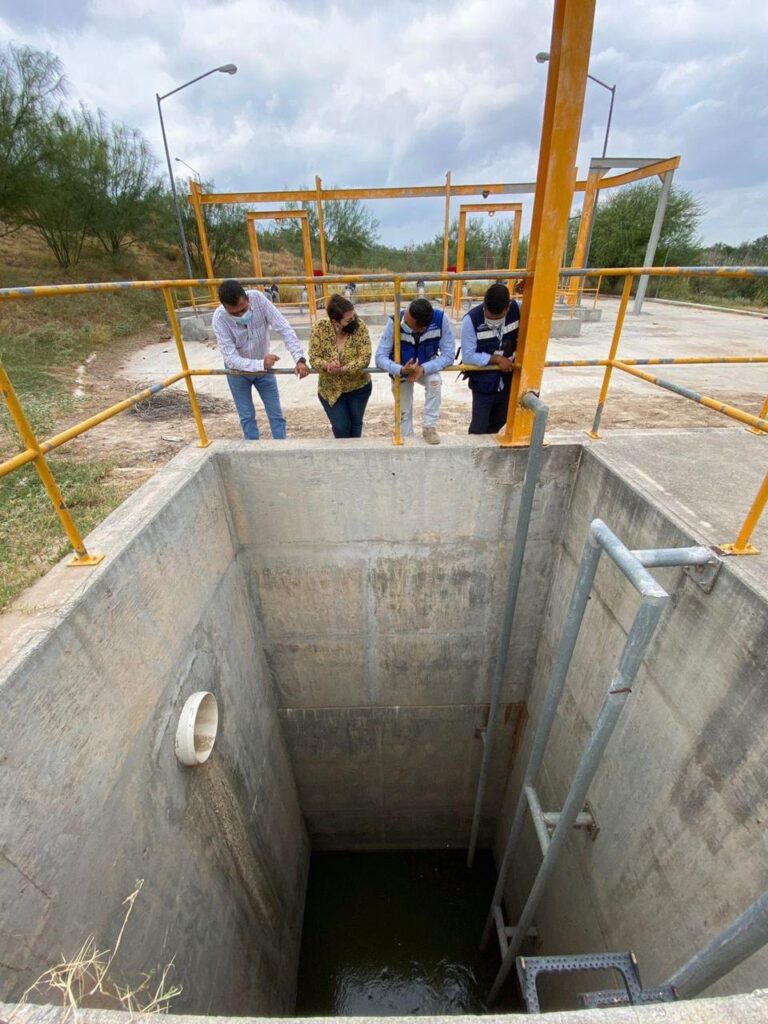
[496,445,768,1003]
[0,449,309,1015]
[216,437,581,849]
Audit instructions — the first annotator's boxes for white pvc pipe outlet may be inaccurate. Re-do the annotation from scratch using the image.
[175,691,219,766]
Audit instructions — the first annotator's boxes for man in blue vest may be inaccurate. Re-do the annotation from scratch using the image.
[376,297,455,444]
[460,283,519,434]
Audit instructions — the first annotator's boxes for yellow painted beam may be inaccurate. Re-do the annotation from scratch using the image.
[501,0,597,446]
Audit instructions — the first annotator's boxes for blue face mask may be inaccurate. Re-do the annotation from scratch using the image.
[234,308,253,326]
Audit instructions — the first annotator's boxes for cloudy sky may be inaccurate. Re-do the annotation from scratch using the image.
[1,0,766,248]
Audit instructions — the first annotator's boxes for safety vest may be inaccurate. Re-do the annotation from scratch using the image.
[464,302,520,394]
[388,310,444,366]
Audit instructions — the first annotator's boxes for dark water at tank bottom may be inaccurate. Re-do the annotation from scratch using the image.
[295,850,523,1016]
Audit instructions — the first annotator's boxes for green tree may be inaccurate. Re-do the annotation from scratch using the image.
[90,120,162,254]
[153,179,249,273]
[21,106,109,267]
[284,191,379,270]
[589,182,703,277]
[0,43,66,234]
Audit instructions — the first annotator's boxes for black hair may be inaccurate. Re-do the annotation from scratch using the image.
[218,279,247,306]
[326,293,355,321]
[408,297,433,327]
[484,283,511,316]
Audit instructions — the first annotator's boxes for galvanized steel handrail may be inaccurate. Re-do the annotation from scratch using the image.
[665,890,768,999]
[466,391,549,870]
[483,521,716,1003]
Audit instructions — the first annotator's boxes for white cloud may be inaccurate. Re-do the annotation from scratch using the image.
[0,0,766,245]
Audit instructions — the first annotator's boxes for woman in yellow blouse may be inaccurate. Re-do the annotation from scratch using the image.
[308,294,373,438]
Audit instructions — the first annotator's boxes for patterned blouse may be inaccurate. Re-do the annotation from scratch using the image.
[308,317,372,406]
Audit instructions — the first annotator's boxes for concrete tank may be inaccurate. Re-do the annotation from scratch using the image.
[0,434,766,1020]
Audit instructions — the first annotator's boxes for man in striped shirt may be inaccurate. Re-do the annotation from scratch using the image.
[212,279,309,439]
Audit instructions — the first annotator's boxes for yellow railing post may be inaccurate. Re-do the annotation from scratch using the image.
[393,276,403,446]
[720,471,768,556]
[162,287,211,448]
[586,274,633,438]
[592,273,603,309]
[747,394,768,435]
[0,361,103,566]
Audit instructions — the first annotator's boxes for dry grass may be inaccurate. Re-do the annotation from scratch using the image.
[18,880,181,1020]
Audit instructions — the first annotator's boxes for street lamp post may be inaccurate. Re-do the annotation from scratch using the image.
[536,52,616,293]
[156,64,237,279]
[175,157,203,182]
[536,52,615,157]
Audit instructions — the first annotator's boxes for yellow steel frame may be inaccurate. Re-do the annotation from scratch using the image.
[245,210,318,320]
[450,203,523,311]
[185,158,681,319]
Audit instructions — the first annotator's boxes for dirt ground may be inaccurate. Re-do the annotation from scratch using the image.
[48,299,768,494]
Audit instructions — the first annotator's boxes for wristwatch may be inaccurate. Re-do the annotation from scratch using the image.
[297,357,307,365]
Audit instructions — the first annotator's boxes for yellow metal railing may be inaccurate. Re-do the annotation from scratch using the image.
[1,267,767,570]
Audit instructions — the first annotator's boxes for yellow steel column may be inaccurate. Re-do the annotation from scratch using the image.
[393,277,404,446]
[0,361,103,565]
[162,287,211,447]
[567,167,602,305]
[508,208,522,289]
[441,171,452,308]
[246,217,264,282]
[453,209,468,311]
[500,0,597,447]
[301,216,318,320]
[189,179,216,301]
[720,471,768,555]
[586,274,633,438]
[314,175,329,304]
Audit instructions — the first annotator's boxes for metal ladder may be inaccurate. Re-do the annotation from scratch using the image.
[480,518,720,1002]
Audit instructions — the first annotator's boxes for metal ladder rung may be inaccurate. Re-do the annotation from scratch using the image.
[525,785,598,857]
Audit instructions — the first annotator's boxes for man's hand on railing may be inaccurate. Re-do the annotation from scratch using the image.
[401,358,424,381]
[491,354,515,372]
[264,353,280,369]
[294,359,310,379]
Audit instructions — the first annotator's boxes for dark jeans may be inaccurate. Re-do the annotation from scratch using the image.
[468,385,511,434]
[319,381,373,438]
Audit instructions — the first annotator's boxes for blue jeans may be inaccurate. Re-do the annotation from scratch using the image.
[227,373,286,440]
[318,381,372,438]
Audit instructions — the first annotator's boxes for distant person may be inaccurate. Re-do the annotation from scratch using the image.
[460,283,519,434]
[308,294,373,438]
[375,298,454,444]
[212,279,309,440]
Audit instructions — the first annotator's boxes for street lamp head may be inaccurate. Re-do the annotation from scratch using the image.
[218,64,238,74]
[535,51,550,64]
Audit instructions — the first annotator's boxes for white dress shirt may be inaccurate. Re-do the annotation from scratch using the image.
[211,289,305,372]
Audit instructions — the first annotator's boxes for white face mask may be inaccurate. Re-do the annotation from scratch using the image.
[486,315,504,326]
